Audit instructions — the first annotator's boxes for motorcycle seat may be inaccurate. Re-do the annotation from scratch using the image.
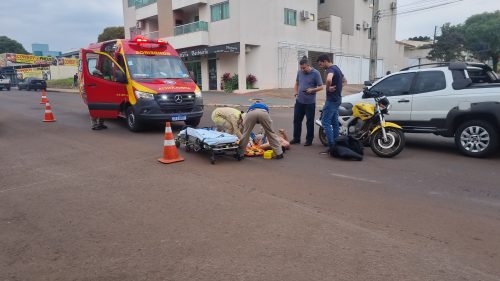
[339,103,353,116]
[339,108,353,116]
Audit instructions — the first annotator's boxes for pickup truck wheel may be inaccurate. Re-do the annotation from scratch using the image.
[6,86,10,91]
[126,107,143,132]
[185,117,201,127]
[455,120,498,158]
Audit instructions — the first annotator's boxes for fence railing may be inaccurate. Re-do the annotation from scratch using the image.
[174,21,209,36]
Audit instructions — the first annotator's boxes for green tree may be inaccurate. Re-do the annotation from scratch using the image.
[427,23,465,62]
[97,26,125,43]
[462,11,500,72]
[408,36,431,42]
[0,36,29,54]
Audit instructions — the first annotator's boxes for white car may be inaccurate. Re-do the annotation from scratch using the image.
[0,73,11,91]
[342,62,500,157]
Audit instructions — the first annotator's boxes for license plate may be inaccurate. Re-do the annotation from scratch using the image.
[172,115,187,121]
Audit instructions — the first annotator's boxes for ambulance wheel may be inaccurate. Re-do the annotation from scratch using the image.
[126,107,143,132]
[185,117,201,127]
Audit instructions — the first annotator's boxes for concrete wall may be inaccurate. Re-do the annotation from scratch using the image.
[49,65,78,80]
[157,0,175,38]
[122,0,137,39]
[135,3,158,20]
[318,0,356,35]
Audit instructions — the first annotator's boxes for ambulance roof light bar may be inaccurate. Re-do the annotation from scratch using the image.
[132,36,167,46]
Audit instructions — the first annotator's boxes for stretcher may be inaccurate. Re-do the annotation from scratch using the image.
[175,127,242,164]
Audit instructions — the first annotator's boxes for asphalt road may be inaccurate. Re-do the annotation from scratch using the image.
[1,89,500,281]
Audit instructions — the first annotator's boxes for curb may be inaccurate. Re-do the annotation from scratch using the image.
[206,103,325,109]
[47,88,79,94]
[207,103,295,109]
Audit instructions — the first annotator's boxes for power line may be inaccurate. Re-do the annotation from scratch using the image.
[397,0,449,9]
[380,0,464,18]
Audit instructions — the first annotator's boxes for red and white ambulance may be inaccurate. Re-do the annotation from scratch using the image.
[79,36,203,131]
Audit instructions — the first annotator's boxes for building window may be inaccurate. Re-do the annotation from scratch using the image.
[284,8,297,26]
[128,0,135,7]
[211,1,230,22]
[319,0,325,4]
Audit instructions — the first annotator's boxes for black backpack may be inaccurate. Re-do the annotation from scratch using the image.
[329,135,363,161]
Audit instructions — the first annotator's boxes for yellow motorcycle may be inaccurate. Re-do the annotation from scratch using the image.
[316,90,405,158]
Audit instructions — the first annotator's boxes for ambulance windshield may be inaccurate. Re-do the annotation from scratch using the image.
[126,55,190,79]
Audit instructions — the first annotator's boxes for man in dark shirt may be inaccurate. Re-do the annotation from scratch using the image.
[317,54,345,149]
[291,56,324,146]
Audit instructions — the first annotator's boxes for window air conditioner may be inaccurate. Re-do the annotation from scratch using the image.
[136,21,143,29]
[300,10,310,20]
[363,21,370,30]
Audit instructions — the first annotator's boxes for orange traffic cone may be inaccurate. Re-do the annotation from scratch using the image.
[42,101,56,122]
[158,122,184,164]
[40,89,48,104]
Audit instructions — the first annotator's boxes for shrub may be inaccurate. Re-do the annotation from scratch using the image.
[246,74,257,89]
[223,73,239,93]
[222,72,232,83]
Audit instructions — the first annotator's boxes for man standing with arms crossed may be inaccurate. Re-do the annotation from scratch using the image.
[317,54,345,151]
[291,56,324,146]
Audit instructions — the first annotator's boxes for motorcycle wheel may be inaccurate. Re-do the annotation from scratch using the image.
[318,127,328,146]
[369,127,405,158]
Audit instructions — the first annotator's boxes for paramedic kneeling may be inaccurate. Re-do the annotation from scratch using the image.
[239,102,284,159]
[211,107,244,139]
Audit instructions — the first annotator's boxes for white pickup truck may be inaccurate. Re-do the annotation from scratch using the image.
[0,73,11,91]
[343,62,500,157]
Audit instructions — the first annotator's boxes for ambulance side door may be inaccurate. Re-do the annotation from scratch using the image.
[80,49,128,118]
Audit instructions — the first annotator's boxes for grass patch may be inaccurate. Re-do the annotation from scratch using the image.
[46,78,74,89]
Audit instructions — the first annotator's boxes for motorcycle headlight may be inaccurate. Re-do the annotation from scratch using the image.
[195,88,202,98]
[135,90,154,100]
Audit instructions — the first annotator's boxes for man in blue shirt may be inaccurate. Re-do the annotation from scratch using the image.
[317,54,345,149]
[291,56,324,146]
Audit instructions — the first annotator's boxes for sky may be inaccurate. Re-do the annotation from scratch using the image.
[0,0,123,53]
[395,0,500,40]
[0,0,499,53]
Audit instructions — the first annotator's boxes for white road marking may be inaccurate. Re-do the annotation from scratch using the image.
[331,173,380,184]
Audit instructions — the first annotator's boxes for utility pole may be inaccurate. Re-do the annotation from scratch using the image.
[369,0,380,81]
[433,26,438,44]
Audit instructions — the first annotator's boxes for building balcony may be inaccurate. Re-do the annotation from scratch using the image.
[174,21,208,36]
[135,0,157,9]
[135,1,158,20]
[167,22,209,49]
[143,31,159,39]
[172,0,207,11]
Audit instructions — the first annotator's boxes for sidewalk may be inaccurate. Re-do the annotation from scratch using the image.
[205,85,363,108]
[48,85,364,108]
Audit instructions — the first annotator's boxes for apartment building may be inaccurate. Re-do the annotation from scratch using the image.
[122,0,406,91]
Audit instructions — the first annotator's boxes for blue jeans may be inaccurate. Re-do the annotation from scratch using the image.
[322,100,340,146]
[293,101,316,143]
